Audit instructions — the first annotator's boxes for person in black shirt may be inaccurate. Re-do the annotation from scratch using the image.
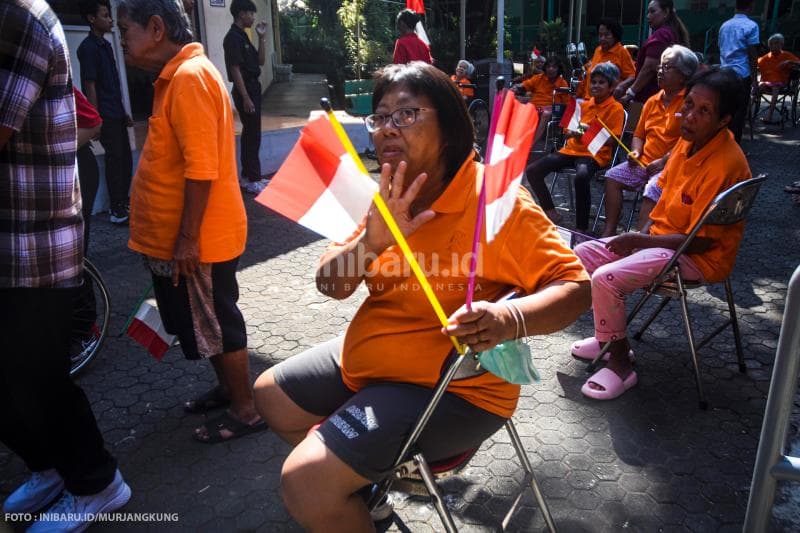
[224,0,269,195]
[77,0,133,224]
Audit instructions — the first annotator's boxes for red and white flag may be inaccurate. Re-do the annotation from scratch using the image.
[127,298,175,361]
[580,119,612,155]
[255,116,377,242]
[484,94,539,242]
[559,97,582,131]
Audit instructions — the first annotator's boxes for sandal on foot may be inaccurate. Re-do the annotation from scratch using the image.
[193,411,267,444]
[184,386,230,414]
[581,368,638,400]
[571,336,635,362]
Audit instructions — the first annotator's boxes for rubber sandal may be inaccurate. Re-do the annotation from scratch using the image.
[581,368,638,400]
[193,411,267,444]
[571,336,635,362]
[183,386,230,414]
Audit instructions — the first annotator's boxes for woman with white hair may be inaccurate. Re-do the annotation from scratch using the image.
[757,33,800,124]
[600,45,698,237]
[451,59,475,99]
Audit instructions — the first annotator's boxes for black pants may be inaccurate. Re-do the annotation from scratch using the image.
[99,118,132,213]
[730,75,752,144]
[0,288,116,495]
[232,80,262,182]
[525,152,600,230]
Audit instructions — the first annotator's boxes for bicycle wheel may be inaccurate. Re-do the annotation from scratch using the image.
[69,258,111,377]
[469,99,490,150]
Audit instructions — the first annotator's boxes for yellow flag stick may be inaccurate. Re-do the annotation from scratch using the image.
[596,117,646,169]
[320,99,465,354]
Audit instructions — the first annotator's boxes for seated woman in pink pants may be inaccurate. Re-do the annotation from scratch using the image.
[572,67,753,401]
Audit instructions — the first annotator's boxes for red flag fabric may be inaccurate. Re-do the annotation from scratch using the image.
[559,97,582,131]
[406,0,425,14]
[484,95,539,242]
[580,119,611,155]
[255,116,377,242]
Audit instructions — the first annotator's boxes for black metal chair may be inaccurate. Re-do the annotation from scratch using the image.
[586,175,767,409]
[366,291,556,533]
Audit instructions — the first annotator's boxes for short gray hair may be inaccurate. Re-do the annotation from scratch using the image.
[590,61,620,84]
[661,45,699,78]
[768,33,785,45]
[117,0,193,45]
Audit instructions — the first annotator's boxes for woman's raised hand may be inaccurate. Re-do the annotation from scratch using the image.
[362,161,436,256]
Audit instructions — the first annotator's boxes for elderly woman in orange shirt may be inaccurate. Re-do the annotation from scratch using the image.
[571,67,752,401]
[252,62,591,530]
[757,33,800,124]
[577,19,636,100]
[525,62,625,232]
[516,56,569,146]
[600,45,698,237]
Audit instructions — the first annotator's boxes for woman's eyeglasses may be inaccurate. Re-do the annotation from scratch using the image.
[365,107,432,133]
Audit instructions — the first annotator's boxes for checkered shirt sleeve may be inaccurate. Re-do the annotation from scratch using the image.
[0,0,84,288]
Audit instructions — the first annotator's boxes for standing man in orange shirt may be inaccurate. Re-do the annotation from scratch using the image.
[577,19,636,100]
[756,33,800,124]
[118,0,264,443]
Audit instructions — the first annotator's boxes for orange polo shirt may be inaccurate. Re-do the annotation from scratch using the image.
[650,128,751,283]
[559,96,624,167]
[129,43,247,263]
[451,75,475,98]
[634,89,685,165]
[577,42,636,98]
[521,73,569,107]
[337,156,589,418]
[758,50,800,84]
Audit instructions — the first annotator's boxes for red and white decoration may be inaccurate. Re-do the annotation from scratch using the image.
[580,119,612,156]
[559,97,582,132]
[255,116,377,243]
[127,299,175,361]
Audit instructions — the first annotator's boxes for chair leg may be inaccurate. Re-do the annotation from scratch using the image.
[675,274,708,409]
[414,452,458,533]
[591,191,606,234]
[505,420,556,533]
[632,295,671,340]
[625,191,641,232]
[724,278,746,373]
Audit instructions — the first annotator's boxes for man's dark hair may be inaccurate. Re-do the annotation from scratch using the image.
[598,18,623,43]
[116,0,193,45]
[396,9,420,31]
[231,0,257,18]
[735,0,754,10]
[372,62,475,184]
[685,66,741,122]
[544,56,563,76]
[79,0,111,23]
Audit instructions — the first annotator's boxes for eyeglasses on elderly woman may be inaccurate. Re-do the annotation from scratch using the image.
[365,107,433,133]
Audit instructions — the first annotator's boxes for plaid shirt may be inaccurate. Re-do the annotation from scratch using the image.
[0,0,83,288]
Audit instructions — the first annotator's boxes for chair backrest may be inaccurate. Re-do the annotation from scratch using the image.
[655,174,767,281]
[605,109,629,170]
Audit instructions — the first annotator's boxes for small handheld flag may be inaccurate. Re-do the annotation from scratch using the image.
[559,98,582,131]
[127,298,175,361]
[580,119,612,156]
[595,117,646,168]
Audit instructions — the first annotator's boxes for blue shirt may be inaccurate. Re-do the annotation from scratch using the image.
[77,32,126,119]
[718,14,760,79]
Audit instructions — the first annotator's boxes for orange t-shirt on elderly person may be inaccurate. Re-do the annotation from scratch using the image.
[521,73,570,108]
[128,43,247,263]
[634,89,685,165]
[650,128,751,283]
[577,42,636,98]
[559,96,625,167]
[339,157,589,418]
[758,50,800,84]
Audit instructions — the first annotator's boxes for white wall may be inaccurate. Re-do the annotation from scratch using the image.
[199,0,275,95]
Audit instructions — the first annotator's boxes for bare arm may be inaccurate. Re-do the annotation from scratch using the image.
[316,237,378,300]
[77,124,101,148]
[606,230,712,257]
[171,179,211,286]
[629,56,659,95]
[83,80,99,110]
[230,65,254,114]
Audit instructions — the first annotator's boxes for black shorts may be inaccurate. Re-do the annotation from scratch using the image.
[147,256,246,360]
[273,337,507,482]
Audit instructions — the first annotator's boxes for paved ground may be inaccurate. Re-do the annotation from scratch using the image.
[2,113,800,532]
